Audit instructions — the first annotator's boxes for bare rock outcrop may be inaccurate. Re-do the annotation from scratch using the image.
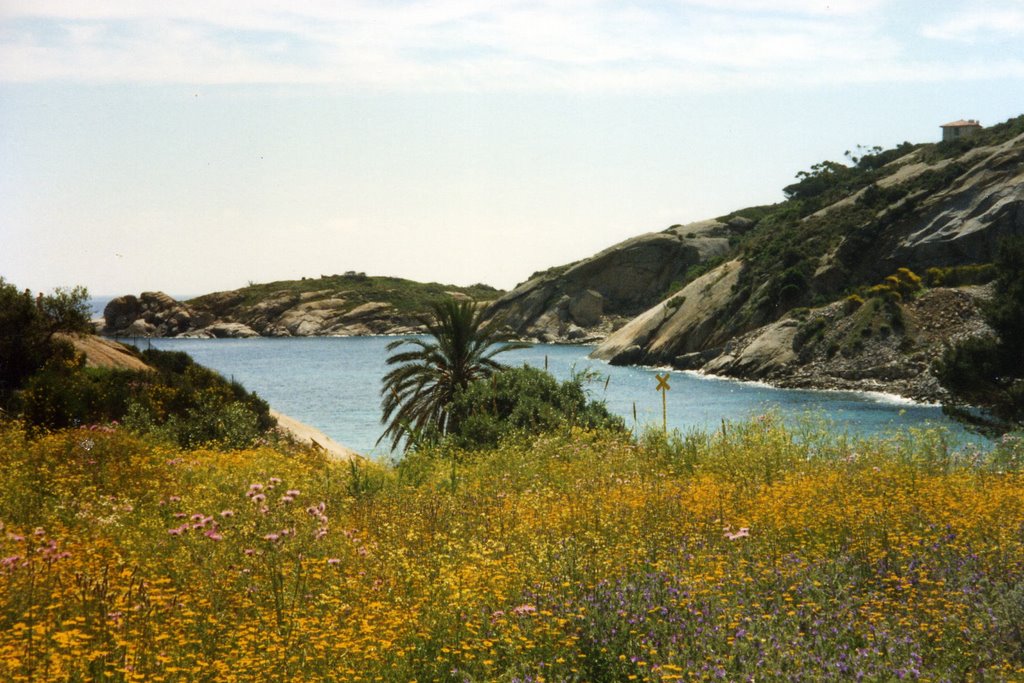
[486,219,739,342]
[103,292,197,337]
[592,260,743,364]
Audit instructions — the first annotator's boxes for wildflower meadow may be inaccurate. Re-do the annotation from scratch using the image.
[1,418,1023,681]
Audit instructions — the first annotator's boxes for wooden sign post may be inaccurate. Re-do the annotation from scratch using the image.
[655,373,671,434]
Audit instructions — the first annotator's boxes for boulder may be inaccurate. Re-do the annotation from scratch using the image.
[703,319,799,378]
[205,322,260,338]
[103,295,142,332]
[568,290,603,327]
[592,260,742,364]
[103,291,196,337]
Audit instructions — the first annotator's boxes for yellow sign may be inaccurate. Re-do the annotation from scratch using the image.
[655,373,671,433]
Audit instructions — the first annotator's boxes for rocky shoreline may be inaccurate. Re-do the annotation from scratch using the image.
[596,286,993,405]
[101,290,430,339]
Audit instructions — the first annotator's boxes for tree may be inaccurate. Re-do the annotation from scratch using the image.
[379,298,527,451]
[0,279,91,402]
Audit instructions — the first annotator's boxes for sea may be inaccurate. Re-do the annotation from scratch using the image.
[119,336,981,459]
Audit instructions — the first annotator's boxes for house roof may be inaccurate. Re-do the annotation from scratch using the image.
[941,119,981,128]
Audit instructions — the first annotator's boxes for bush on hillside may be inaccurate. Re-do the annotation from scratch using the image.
[14,339,273,449]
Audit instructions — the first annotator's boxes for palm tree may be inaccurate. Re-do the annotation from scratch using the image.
[378,298,526,451]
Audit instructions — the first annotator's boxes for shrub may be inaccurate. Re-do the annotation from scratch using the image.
[16,343,273,449]
[444,366,624,450]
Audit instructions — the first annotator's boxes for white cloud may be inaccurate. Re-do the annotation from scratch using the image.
[922,7,1024,42]
[0,0,1019,91]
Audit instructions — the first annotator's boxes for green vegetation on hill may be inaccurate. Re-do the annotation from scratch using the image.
[189,273,503,315]
[20,346,274,449]
[709,114,1024,331]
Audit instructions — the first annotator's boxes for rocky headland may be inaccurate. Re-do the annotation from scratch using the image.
[104,115,1024,404]
[500,115,1024,402]
[102,274,502,339]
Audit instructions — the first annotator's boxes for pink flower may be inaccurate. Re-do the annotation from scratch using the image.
[724,527,750,541]
[280,495,294,504]
[251,493,266,504]
[327,558,342,565]
[204,530,223,541]
[220,509,235,518]
[244,548,256,556]
[263,533,280,542]
[286,489,300,497]
[269,477,282,485]
[168,526,184,536]
[169,495,181,503]
[512,604,536,615]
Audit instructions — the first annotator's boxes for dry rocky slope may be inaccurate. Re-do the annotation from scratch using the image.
[494,117,1024,401]
[102,275,502,339]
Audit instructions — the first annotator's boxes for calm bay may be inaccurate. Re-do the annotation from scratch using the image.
[120,336,979,458]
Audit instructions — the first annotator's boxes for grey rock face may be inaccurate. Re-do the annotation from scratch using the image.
[487,219,738,342]
[568,290,603,327]
[103,291,194,337]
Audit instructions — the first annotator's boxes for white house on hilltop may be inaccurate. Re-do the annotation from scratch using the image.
[940,119,982,142]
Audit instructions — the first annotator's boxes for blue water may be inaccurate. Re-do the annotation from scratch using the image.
[121,336,976,458]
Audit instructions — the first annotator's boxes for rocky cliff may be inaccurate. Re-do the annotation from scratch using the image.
[588,116,1023,400]
[103,275,502,338]
[484,218,751,342]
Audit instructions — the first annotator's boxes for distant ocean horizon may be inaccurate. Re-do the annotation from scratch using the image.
[116,336,985,459]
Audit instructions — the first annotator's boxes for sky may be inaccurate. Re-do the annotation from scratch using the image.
[1,1,1023,298]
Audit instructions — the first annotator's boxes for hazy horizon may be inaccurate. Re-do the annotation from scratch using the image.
[2,1,1023,297]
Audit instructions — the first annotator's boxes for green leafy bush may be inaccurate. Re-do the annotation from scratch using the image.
[15,341,273,449]
[444,366,624,450]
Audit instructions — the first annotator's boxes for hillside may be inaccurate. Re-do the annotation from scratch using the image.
[102,273,503,338]
[492,115,1024,400]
